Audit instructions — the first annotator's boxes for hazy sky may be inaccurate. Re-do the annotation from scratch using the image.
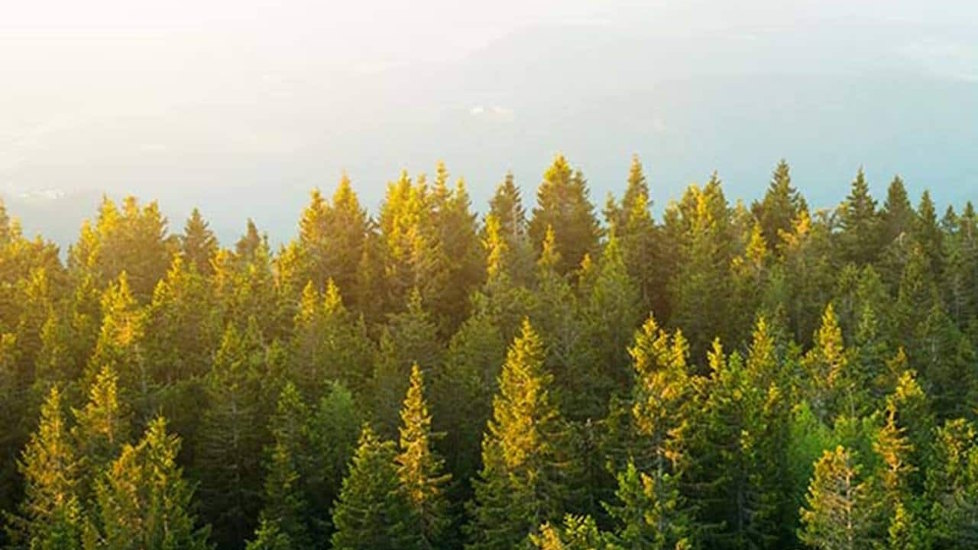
[2,1,977,243]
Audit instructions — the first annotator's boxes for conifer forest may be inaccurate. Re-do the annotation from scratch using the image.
[5,155,978,549]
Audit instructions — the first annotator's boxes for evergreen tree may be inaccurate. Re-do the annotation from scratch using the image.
[371,289,442,437]
[925,419,978,548]
[431,300,507,495]
[485,173,534,287]
[196,323,265,549]
[607,315,696,549]
[529,515,617,550]
[72,365,130,502]
[330,425,421,550]
[798,446,874,550]
[467,320,571,549]
[305,382,363,540]
[752,159,807,252]
[254,382,310,548]
[86,273,151,420]
[180,208,218,275]
[608,155,661,315]
[94,416,210,549]
[396,365,451,548]
[5,387,83,549]
[528,155,601,277]
[837,169,880,266]
[871,371,928,548]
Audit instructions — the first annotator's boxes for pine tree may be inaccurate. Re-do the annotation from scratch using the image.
[305,382,363,540]
[798,446,874,550]
[913,190,945,280]
[254,382,310,548]
[752,159,807,252]
[668,179,734,358]
[396,365,451,548]
[180,208,218,275]
[802,304,860,422]
[694,341,782,549]
[925,419,978,548]
[529,515,617,550]
[609,155,661,315]
[872,371,928,549]
[430,169,485,332]
[5,387,83,549]
[606,315,696,549]
[880,176,914,246]
[94,416,210,549]
[86,273,151,420]
[330,425,421,550]
[196,323,265,549]
[528,155,600,277]
[837,169,880,266]
[245,519,292,550]
[467,320,571,549]
[579,235,642,403]
[290,278,373,400]
[485,173,534,287]
[372,289,442,437]
[72,365,130,502]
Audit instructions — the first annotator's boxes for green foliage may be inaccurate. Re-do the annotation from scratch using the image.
[330,425,421,550]
[396,365,451,548]
[6,159,978,550]
[528,155,601,277]
[5,387,83,549]
[93,416,211,549]
[798,446,874,550]
[467,320,572,549]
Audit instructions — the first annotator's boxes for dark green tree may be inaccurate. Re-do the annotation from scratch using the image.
[330,425,421,550]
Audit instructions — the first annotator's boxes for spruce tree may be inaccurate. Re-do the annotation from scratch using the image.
[305,382,363,540]
[94,416,210,549]
[72,365,130,503]
[798,446,874,550]
[372,289,442,437]
[528,155,600,277]
[467,320,571,549]
[752,159,807,252]
[196,323,265,549]
[396,364,451,548]
[925,419,978,548]
[254,382,310,548]
[837,169,880,266]
[529,515,616,550]
[5,387,83,549]
[330,425,421,550]
[613,314,697,549]
[180,208,218,275]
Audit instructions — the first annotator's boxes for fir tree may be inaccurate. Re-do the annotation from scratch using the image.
[94,416,210,549]
[254,382,310,548]
[396,364,451,548]
[467,320,571,549]
[330,425,421,550]
[180,208,218,275]
[528,155,601,277]
[5,387,83,549]
[798,446,874,550]
[196,323,265,549]
[529,515,617,550]
[837,169,879,266]
[753,159,807,252]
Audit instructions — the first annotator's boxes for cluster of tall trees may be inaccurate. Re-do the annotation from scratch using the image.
[2,155,978,548]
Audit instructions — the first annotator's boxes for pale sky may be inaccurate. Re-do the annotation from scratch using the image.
[2,1,977,243]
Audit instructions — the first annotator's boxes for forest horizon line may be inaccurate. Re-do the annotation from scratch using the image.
[2,153,978,549]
